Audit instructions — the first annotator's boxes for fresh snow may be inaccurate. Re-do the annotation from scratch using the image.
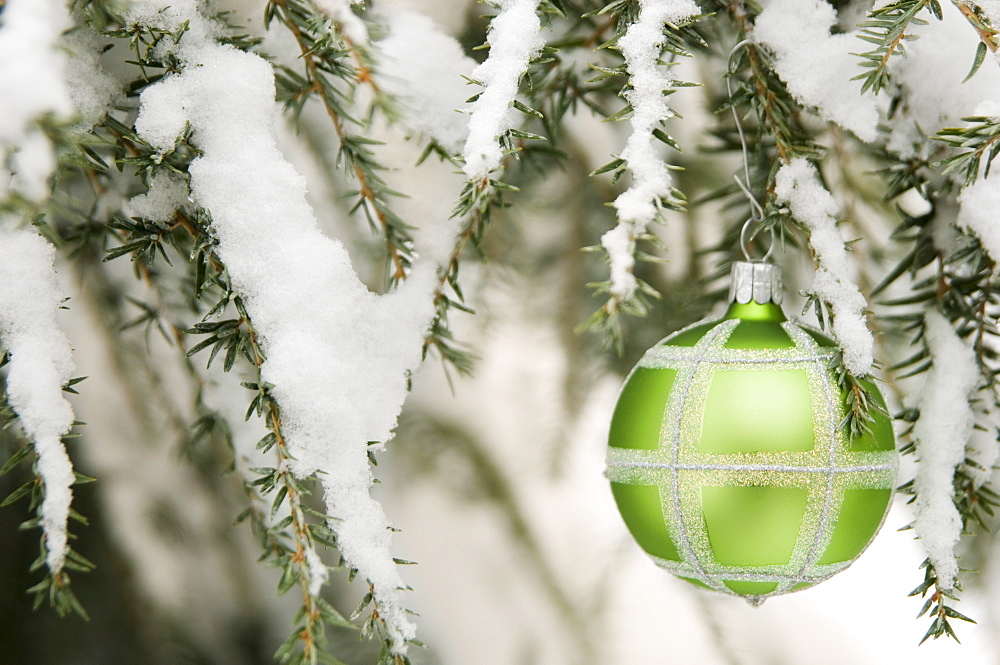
[754,0,878,143]
[378,11,476,154]
[0,0,74,144]
[131,2,443,648]
[461,0,545,178]
[0,226,77,575]
[62,28,123,130]
[775,158,874,377]
[602,0,699,301]
[912,311,980,590]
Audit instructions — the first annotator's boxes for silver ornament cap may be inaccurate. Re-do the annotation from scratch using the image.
[728,261,783,306]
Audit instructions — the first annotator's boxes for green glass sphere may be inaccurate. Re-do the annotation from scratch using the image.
[607,288,897,604]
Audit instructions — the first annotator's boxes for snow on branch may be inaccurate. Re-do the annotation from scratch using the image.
[775,158,874,377]
[131,3,443,649]
[0,0,82,578]
[0,227,77,575]
[602,0,699,301]
[912,311,980,590]
[461,0,546,178]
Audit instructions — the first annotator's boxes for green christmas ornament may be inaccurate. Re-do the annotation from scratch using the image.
[607,261,897,605]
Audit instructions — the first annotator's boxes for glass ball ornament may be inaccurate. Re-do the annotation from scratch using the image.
[607,262,897,605]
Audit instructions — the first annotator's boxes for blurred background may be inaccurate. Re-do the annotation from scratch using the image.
[3,0,1000,663]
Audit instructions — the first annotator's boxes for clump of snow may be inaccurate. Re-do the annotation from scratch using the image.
[133,1,443,642]
[0,0,77,202]
[461,0,546,178]
[775,158,874,376]
[378,11,476,154]
[128,171,191,224]
[0,225,78,575]
[912,311,980,590]
[753,0,878,142]
[123,0,218,62]
[957,170,1000,263]
[602,0,700,300]
[314,0,370,45]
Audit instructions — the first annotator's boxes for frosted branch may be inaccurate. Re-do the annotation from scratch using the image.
[602,0,699,301]
[912,311,980,590]
[132,3,439,649]
[775,158,874,377]
[0,227,77,575]
[461,0,545,178]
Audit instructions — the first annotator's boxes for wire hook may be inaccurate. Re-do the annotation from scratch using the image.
[726,39,772,262]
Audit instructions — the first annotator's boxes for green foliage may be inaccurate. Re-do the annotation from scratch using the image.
[935,116,1000,187]
[853,0,939,95]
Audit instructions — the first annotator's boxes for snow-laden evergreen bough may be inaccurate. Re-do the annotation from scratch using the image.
[3,0,1000,660]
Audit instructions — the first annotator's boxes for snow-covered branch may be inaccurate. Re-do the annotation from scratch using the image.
[775,158,874,377]
[461,0,545,178]
[0,227,77,575]
[912,311,980,590]
[602,0,699,301]
[129,1,446,650]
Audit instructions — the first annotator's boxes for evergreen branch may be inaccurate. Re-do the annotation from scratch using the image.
[853,0,939,96]
[268,0,414,288]
[422,177,500,376]
[0,425,93,621]
[578,0,704,350]
[906,558,975,644]
[246,364,334,665]
[934,116,1000,186]
[722,0,819,168]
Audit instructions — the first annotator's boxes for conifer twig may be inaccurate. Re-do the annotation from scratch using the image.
[269,0,413,287]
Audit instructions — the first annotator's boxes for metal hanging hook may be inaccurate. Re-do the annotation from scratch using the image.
[726,40,773,263]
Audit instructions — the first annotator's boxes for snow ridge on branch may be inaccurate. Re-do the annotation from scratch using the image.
[775,158,874,377]
[602,0,699,301]
[462,0,545,178]
[0,0,80,577]
[912,311,980,590]
[130,0,444,651]
[0,229,77,575]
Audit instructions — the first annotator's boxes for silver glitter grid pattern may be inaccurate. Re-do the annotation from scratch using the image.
[606,319,898,604]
